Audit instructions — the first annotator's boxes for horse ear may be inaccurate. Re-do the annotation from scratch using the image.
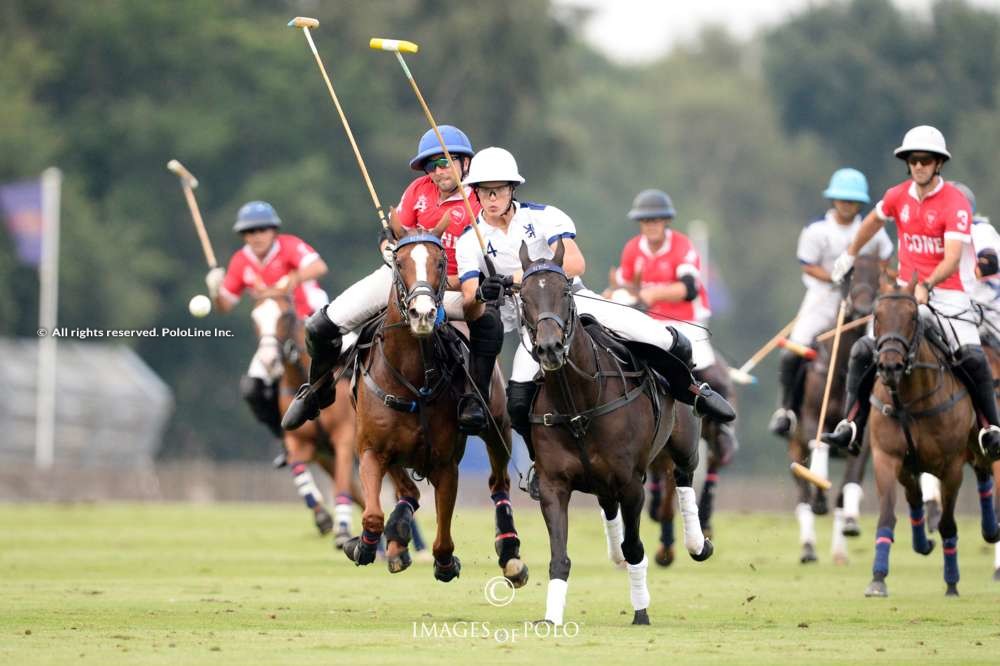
[553,237,565,267]
[388,206,404,240]
[431,210,452,238]
[878,270,895,293]
[519,240,531,269]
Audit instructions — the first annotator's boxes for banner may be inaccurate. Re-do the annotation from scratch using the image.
[0,178,43,266]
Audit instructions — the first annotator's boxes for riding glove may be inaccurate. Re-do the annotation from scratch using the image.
[830,253,855,284]
[205,267,225,298]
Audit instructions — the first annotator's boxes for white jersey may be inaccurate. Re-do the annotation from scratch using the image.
[456,200,578,332]
[797,210,893,290]
[969,216,1000,308]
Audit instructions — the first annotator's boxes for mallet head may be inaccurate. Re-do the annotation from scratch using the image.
[166,159,198,189]
[288,16,319,29]
[369,37,419,54]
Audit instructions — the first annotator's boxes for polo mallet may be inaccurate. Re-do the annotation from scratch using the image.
[728,318,796,385]
[288,17,389,233]
[370,37,490,261]
[791,462,832,490]
[816,314,871,342]
[807,299,849,488]
[167,159,217,268]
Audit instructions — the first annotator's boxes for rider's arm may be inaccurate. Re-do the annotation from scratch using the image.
[554,237,586,277]
[294,258,328,286]
[847,208,886,256]
[639,281,688,305]
[461,277,484,320]
[800,264,833,283]
[924,238,965,289]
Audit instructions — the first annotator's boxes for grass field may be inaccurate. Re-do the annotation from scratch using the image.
[3,501,1000,665]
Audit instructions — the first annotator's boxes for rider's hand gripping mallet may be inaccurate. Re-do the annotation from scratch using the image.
[808,298,849,488]
[370,37,491,266]
[289,17,390,234]
[167,159,217,268]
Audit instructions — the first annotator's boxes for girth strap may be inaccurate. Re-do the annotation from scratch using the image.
[530,371,652,438]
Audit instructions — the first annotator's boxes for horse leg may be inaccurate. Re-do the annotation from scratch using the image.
[900,468,934,556]
[789,439,817,563]
[430,462,461,583]
[343,447,382,566]
[383,466,420,574]
[646,469,663,521]
[539,475,572,625]
[994,461,1000,581]
[655,465,676,567]
[840,438,869,538]
[920,473,942,534]
[698,443,720,540]
[484,426,528,588]
[674,466,713,561]
[285,436,333,536]
[865,448,900,597]
[598,496,625,568]
[938,461,964,596]
[330,394,357,547]
[619,480,651,626]
[973,465,1000,544]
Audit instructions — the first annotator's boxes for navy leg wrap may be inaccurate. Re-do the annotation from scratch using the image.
[660,517,675,548]
[943,536,959,585]
[979,479,1000,542]
[873,527,894,579]
[910,506,931,554]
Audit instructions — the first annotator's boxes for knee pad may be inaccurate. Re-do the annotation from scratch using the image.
[506,380,538,434]
[469,305,504,355]
[850,336,875,365]
[304,307,343,358]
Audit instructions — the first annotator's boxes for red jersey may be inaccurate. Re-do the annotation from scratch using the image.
[219,233,328,318]
[876,179,974,292]
[397,175,482,275]
[617,230,711,323]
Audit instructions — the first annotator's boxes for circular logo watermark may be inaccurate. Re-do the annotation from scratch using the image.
[483,576,516,607]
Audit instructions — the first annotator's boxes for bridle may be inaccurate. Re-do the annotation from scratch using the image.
[391,233,448,328]
[874,291,923,381]
[519,261,576,365]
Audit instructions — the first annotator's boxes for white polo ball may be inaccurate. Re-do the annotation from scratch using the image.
[189,294,211,318]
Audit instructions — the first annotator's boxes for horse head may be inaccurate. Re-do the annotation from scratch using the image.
[873,271,921,389]
[518,238,576,372]
[389,210,450,338]
[845,253,880,317]
[251,294,300,381]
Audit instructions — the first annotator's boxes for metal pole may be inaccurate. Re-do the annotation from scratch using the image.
[35,167,61,469]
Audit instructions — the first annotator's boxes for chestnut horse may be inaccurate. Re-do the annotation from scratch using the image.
[250,295,359,542]
[518,244,712,627]
[864,275,1000,597]
[343,218,527,587]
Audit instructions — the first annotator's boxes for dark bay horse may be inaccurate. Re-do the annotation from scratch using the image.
[251,295,360,542]
[789,253,880,563]
[344,218,527,587]
[864,275,1000,597]
[518,243,711,627]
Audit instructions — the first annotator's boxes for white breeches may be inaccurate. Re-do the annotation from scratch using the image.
[671,320,717,371]
[789,287,841,345]
[919,288,980,351]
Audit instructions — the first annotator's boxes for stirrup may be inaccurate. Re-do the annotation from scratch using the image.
[457,393,487,434]
[522,465,541,501]
[978,425,1000,460]
[768,408,797,437]
[281,383,321,431]
[822,420,857,448]
[691,383,736,423]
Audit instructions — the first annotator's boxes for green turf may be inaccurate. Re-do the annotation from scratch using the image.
[2,501,999,665]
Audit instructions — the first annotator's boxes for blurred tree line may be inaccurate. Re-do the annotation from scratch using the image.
[0,0,997,468]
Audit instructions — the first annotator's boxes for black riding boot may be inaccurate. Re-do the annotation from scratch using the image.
[282,308,342,431]
[769,350,805,437]
[508,380,541,500]
[651,327,736,423]
[240,376,283,439]
[822,337,876,454]
[458,306,504,434]
[953,345,1000,460]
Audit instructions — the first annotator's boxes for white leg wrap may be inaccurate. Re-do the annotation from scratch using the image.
[920,473,941,504]
[995,542,1000,570]
[602,508,626,567]
[626,555,650,611]
[831,508,847,558]
[293,466,324,505]
[677,486,705,555]
[796,502,815,545]
[808,440,829,482]
[334,502,352,530]
[544,578,568,626]
[842,482,863,519]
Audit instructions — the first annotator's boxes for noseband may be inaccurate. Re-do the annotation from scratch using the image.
[392,234,448,325]
[874,292,922,375]
[520,261,576,363]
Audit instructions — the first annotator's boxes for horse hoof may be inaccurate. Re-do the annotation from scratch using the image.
[343,537,377,566]
[945,584,959,597]
[314,508,334,536]
[983,527,1000,545]
[690,539,714,562]
[632,609,650,625]
[503,559,529,589]
[811,494,829,516]
[433,556,462,582]
[925,500,941,534]
[333,525,352,550]
[915,539,935,556]
[993,567,1000,582]
[387,549,412,574]
[654,545,674,567]
[800,543,817,564]
[864,580,888,597]
[832,551,848,566]
[842,517,861,537]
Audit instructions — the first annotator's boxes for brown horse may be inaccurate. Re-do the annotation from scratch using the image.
[864,274,1000,597]
[518,243,712,627]
[788,253,880,563]
[343,218,527,587]
[250,295,360,542]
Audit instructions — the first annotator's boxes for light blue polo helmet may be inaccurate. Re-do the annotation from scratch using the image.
[822,168,870,204]
[409,125,474,171]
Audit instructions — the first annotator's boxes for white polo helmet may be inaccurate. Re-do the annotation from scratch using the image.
[893,125,950,161]
[463,147,525,186]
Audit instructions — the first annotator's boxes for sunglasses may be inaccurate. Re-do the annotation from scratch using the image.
[906,153,938,167]
[423,156,456,173]
[475,185,512,199]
